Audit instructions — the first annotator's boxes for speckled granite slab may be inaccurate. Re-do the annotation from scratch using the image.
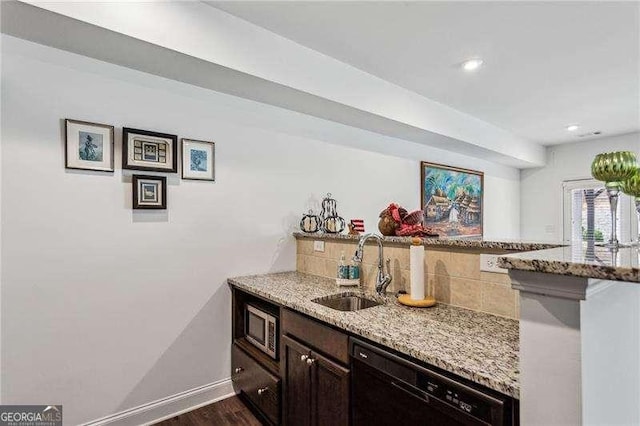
[498,243,640,283]
[294,231,560,252]
[228,271,520,398]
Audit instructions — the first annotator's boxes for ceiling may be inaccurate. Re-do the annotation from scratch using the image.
[209,1,640,146]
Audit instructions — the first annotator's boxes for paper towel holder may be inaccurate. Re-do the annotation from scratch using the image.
[400,237,437,307]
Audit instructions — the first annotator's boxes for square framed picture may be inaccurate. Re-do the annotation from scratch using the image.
[65,119,114,172]
[181,139,215,181]
[421,162,484,238]
[132,175,167,209]
[123,128,178,173]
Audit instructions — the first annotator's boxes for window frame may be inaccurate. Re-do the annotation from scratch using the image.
[562,178,635,244]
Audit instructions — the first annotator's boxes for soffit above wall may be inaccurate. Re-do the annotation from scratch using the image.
[2,1,547,168]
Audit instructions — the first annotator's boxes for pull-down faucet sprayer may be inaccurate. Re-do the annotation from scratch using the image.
[353,233,392,295]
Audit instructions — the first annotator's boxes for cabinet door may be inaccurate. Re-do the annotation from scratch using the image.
[311,350,350,426]
[231,344,281,425]
[283,335,312,426]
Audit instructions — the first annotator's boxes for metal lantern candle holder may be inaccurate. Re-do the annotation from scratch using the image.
[300,210,320,233]
[621,167,640,245]
[319,193,346,234]
[591,151,638,247]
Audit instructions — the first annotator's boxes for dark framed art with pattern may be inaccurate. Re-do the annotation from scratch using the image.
[181,138,215,181]
[65,119,114,172]
[123,127,178,173]
[132,175,167,209]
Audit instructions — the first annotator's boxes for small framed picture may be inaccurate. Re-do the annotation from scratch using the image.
[123,128,178,173]
[65,119,114,172]
[132,175,167,209]
[181,139,215,181]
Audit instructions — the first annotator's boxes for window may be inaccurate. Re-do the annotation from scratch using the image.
[563,179,635,243]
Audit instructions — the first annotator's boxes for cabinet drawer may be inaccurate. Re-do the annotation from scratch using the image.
[282,309,349,364]
[232,343,280,425]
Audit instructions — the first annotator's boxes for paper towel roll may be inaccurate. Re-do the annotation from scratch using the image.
[410,245,425,300]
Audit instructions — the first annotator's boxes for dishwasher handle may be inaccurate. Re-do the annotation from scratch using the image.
[390,380,430,403]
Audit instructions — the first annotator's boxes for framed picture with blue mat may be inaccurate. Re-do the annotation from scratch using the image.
[132,175,166,209]
[181,138,215,181]
[65,119,114,172]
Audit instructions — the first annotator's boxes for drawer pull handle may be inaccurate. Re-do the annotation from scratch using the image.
[234,367,243,374]
[300,354,309,362]
[306,357,316,366]
[257,387,269,395]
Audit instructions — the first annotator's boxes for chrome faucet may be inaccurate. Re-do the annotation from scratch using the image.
[353,233,392,295]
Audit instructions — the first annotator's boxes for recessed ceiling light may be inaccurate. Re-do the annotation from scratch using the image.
[566,124,580,132]
[462,59,483,71]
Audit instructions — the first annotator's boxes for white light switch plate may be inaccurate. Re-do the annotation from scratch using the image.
[313,241,325,252]
[480,254,508,274]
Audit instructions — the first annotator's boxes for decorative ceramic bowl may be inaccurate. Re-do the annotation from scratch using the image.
[591,151,638,188]
[378,215,398,236]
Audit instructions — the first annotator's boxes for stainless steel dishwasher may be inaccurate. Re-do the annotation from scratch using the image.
[350,338,516,426]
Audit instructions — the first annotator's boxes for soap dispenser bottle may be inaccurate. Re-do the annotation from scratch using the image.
[338,251,349,279]
[349,257,360,280]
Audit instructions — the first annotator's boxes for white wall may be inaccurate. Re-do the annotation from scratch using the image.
[582,281,640,425]
[520,132,640,241]
[1,35,520,424]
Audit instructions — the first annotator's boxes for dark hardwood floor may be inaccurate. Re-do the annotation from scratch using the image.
[154,396,262,426]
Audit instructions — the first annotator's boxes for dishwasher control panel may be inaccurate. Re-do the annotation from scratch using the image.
[420,375,492,422]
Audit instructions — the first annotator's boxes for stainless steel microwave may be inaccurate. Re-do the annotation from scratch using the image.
[245,304,278,359]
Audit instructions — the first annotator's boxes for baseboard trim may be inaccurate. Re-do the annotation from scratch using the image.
[81,378,236,426]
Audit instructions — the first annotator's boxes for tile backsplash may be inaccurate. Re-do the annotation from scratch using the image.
[296,238,519,319]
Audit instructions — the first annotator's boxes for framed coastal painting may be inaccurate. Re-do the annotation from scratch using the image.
[132,175,167,209]
[123,128,178,173]
[181,139,215,181]
[65,119,114,172]
[421,162,484,238]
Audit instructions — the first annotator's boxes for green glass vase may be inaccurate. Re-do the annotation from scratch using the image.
[621,167,640,244]
[591,151,638,247]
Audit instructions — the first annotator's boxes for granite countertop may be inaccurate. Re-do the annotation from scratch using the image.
[294,231,560,252]
[228,271,520,399]
[498,242,640,283]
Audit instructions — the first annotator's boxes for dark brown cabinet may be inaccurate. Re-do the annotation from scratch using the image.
[283,335,349,426]
[313,348,350,426]
[230,287,282,425]
[283,336,313,425]
[230,289,350,425]
[232,343,281,425]
[230,286,518,426]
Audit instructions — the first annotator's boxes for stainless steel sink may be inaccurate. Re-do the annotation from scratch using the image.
[312,293,382,311]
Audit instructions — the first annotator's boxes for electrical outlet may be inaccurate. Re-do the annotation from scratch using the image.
[479,254,507,274]
[313,241,325,252]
